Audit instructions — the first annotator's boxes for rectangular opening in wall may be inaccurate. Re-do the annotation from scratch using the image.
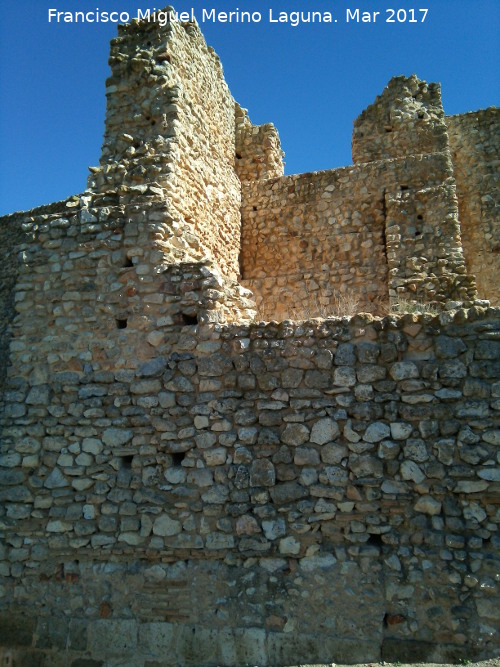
[116,318,128,329]
[121,455,134,469]
[172,452,185,467]
[181,313,198,326]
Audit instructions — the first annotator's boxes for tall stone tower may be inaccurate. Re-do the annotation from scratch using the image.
[88,12,243,280]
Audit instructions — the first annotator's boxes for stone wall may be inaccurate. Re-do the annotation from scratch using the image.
[0,201,49,403]
[240,165,388,318]
[446,108,500,306]
[240,151,476,319]
[236,73,483,319]
[0,194,255,407]
[352,75,448,164]
[84,16,496,318]
[0,11,499,666]
[384,167,473,305]
[0,288,499,663]
[235,105,284,184]
[165,22,242,280]
[88,14,242,280]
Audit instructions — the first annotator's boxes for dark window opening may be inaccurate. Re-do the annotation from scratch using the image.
[415,231,421,237]
[367,533,383,547]
[181,313,198,326]
[235,153,242,160]
[123,257,134,268]
[400,185,409,191]
[252,206,257,211]
[417,214,423,220]
[121,455,134,469]
[116,318,128,329]
[172,452,185,467]
[151,120,156,126]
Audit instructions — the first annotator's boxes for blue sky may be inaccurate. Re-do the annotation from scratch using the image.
[0,0,498,216]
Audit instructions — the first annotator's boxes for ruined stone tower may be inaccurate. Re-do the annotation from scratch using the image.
[0,9,499,666]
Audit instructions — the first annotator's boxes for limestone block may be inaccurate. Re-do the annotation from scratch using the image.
[309,418,339,445]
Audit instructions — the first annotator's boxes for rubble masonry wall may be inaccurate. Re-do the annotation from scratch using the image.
[240,152,475,319]
[446,108,500,305]
[0,204,499,662]
[88,18,242,280]
[0,13,498,666]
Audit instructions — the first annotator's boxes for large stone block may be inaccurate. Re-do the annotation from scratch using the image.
[87,620,137,654]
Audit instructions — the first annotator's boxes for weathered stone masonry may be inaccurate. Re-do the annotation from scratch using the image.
[240,74,499,318]
[0,9,499,666]
[446,109,500,306]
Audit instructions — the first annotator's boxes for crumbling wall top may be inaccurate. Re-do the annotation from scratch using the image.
[352,74,448,163]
